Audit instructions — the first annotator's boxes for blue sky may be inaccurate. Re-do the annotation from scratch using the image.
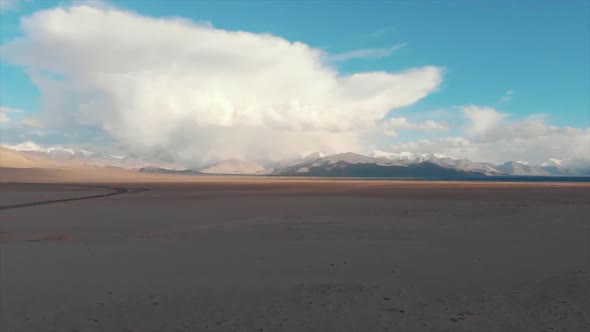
[0,0,589,164]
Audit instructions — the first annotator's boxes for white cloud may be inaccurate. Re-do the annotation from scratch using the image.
[462,105,507,137]
[19,116,44,128]
[500,89,514,102]
[0,106,24,114]
[1,5,442,165]
[387,136,475,158]
[0,106,24,125]
[480,114,573,141]
[328,43,408,61]
[382,107,590,164]
[0,113,10,124]
[382,117,448,137]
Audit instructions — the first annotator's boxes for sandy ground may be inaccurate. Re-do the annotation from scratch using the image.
[0,180,589,332]
[0,183,116,206]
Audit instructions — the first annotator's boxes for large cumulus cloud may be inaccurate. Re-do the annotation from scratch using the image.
[1,5,442,166]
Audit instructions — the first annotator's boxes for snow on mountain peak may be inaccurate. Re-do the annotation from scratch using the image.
[432,153,457,160]
[370,150,457,161]
[6,141,45,152]
[300,151,326,159]
[541,158,563,167]
[4,141,87,156]
[370,150,414,160]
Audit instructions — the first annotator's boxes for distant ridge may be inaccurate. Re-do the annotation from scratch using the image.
[200,159,271,175]
[2,143,589,178]
[273,152,485,178]
[138,167,202,175]
[496,161,551,176]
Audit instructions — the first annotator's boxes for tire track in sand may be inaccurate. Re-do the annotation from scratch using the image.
[0,184,149,211]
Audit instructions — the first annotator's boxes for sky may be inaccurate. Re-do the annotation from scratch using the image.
[0,0,589,166]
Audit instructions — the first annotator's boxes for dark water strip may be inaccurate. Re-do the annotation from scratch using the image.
[324,176,590,183]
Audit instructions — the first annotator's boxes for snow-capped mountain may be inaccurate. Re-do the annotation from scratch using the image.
[313,152,400,166]
[370,150,457,162]
[274,151,590,177]
[4,141,95,156]
[542,158,590,169]
[272,152,327,169]
[370,150,416,160]
[537,158,590,176]
[371,150,589,176]
[2,141,588,177]
[1,141,180,170]
[541,159,563,167]
[434,159,502,176]
[273,152,484,177]
[495,161,551,176]
[370,150,501,175]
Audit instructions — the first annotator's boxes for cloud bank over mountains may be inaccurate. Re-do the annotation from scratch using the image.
[0,4,587,166]
[388,106,589,164]
[381,117,449,137]
[1,4,442,166]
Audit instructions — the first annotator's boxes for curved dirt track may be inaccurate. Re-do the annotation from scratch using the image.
[0,183,148,211]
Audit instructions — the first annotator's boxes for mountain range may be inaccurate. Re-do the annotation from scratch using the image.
[2,141,589,178]
[2,141,180,170]
[270,152,588,177]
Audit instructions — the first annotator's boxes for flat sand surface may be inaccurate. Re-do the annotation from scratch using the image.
[0,183,116,206]
[0,180,589,332]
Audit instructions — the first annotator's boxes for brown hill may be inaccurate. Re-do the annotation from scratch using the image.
[0,147,63,168]
[0,147,148,183]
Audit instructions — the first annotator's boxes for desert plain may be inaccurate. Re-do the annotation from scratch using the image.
[0,148,589,332]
